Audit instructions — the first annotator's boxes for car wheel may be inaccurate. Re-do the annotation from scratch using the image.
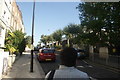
[37,57,42,62]
[39,59,43,63]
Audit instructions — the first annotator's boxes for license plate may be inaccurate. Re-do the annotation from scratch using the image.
[46,59,51,61]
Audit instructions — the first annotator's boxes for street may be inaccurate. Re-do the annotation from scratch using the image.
[0,1,120,80]
[37,51,120,80]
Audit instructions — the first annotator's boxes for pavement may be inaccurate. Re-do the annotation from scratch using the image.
[2,52,45,80]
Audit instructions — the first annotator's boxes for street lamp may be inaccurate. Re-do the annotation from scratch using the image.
[0,47,6,49]
[30,0,35,72]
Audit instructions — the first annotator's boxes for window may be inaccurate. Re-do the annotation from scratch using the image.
[0,27,2,36]
[10,1,11,4]
[4,11,6,14]
[0,0,1,4]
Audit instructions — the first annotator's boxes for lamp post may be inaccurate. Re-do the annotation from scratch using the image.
[30,0,35,72]
[0,47,6,49]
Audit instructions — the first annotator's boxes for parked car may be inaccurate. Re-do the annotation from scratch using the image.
[77,49,86,59]
[34,47,39,51]
[37,48,56,62]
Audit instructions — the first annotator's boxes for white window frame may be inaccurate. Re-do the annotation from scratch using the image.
[0,27,2,36]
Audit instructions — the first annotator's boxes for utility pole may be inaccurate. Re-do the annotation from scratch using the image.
[30,0,35,72]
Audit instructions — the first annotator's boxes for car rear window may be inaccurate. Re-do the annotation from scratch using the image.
[41,50,54,53]
[77,50,85,52]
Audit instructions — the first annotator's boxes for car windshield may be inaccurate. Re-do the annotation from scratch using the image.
[42,50,54,53]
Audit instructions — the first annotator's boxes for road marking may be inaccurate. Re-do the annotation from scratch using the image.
[86,60,120,74]
[77,66,84,68]
[89,77,98,80]
[77,60,93,68]
[83,60,88,64]
[88,65,93,68]
[77,65,93,68]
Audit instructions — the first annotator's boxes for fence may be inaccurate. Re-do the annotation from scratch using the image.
[0,52,17,80]
[0,53,3,80]
[89,53,120,69]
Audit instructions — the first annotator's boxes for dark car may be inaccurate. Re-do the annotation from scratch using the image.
[37,48,56,62]
[77,49,86,59]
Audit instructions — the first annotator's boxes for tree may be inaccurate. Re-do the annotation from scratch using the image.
[52,29,63,45]
[5,30,26,55]
[40,35,52,46]
[76,2,120,47]
[13,30,25,55]
[25,36,32,48]
[63,24,80,38]
[63,24,81,47]
[18,38,26,55]
[40,35,47,45]
[5,31,17,54]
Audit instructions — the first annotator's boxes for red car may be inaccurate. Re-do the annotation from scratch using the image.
[38,48,56,62]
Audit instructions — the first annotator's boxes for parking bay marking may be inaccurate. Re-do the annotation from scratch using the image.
[77,66,84,68]
[77,60,93,68]
[77,65,93,68]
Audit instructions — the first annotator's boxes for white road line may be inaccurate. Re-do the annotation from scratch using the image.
[77,65,93,68]
[88,65,93,68]
[89,77,98,80]
[82,60,93,68]
[82,60,88,64]
[77,66,84,68]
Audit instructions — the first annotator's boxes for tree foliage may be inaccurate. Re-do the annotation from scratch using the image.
[39,24,84,47]
[52,29,63,43]
[25,36,32,48]
[40,35,53,45]
[5,30,27,55]
[77,2,120,47]
[63,24,80,38]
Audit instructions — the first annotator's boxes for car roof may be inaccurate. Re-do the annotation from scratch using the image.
[39,48,55,51]
[77,49,85,52]
[42,48,54,50]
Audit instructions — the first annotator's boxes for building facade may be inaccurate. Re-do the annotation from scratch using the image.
[0,0,12,51]
[10,0,25,33]
[0,0,25,51]
[0,0,25,79]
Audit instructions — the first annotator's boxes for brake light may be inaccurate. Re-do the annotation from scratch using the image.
[40,53,43,56]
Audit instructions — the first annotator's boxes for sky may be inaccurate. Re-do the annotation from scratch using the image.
[17,2,80,46]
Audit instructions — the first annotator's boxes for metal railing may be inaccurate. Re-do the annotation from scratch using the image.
[89,53,120,69]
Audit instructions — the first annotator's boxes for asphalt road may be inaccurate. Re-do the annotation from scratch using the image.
[36,51,120,80]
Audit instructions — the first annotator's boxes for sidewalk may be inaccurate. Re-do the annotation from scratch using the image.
[2,52,45,79]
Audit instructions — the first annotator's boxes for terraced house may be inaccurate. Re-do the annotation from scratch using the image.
[0,0,25,51]
[0,0,25,79]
